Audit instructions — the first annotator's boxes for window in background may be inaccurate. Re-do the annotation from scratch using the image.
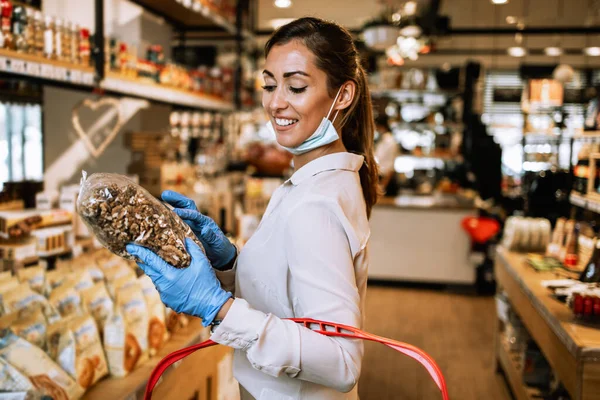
[0,102,43,190]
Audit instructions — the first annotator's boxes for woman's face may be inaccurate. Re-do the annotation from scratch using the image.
[262,40,336,149]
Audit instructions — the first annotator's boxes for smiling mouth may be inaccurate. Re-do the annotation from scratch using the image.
[274,117,299,127]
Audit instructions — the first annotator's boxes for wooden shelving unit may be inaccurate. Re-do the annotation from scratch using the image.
[570,191,600,213]
[494,248,600,400]
[101,72,234,111]
[496,333,541,400]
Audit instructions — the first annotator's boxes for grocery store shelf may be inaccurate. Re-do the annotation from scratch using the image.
[0,48,95,88]
[371,88,461,97]
[101,72,234,111]
[569,192,600,213]
[496,334,540,400]
[129,0,253,38]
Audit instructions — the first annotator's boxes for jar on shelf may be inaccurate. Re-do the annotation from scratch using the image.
[11,5,26,52]
[210,67,223,98]
[79,27,90,66]
[54,18,63,61]
[61,20,71,62]
[32,10,43,57]
[1,0,15,50]
[43,15,55,59]
[70,22,79,64]
[24,8,34,54]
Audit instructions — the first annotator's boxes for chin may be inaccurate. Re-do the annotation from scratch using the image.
[276,133,304,149]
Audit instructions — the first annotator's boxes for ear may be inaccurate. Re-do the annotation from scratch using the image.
[334,81,356,112]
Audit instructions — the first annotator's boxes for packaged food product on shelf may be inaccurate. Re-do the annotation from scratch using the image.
[16,265,45,294]
[77,172,205,269]
[0,330,85,399]
[1,0,15,50]
[0,209,71,240]
[80,282,113,334]
[2,283,60,323]
[0,356,37,396]
[46,269,70,294]
[138,275,167,356]
[0,277,20,315]
[104,283,149,377]
[51,314,108,390]
[0,236,37,262]
[0,271,11,282]
[48,282,82,317]
[104,263,136,299]
[0,304,47,350]
[66,269,94,293]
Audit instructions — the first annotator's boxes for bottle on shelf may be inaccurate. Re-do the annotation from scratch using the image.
[24,7,34,54]
[32,10,43,57]
[1,0,15,50]
[580,240,600,283]
[70,22,79,64]
[11,4,27,52]
[43,15,55,59]
[54,18,63,61]
[564,223,580,270]
[79,27,90,66]
[61,20,71,63]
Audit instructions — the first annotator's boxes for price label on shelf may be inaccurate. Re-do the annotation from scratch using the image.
[69,69,82,84]
[10,59,26,74]
[26,62,41,77]
[0,56,8,71]
[41,64,54,79]
[82,72,94,85]
[54,67,68,81]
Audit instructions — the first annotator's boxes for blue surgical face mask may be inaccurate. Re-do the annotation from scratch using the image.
[267,87,343,156]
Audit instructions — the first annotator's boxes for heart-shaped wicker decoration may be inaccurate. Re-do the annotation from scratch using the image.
[72,98,124,158]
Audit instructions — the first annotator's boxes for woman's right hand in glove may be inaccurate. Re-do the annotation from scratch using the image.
[162,190,236,270]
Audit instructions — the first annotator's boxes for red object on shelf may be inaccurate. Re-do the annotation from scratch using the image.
[573,294,584,316]
[144,318,450,400]
[593,296,600,316]
[564,253,579,268]
[461,216,500,244]
[1,0,12,19]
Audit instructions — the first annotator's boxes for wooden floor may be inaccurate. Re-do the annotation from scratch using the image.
[358,285,512,400]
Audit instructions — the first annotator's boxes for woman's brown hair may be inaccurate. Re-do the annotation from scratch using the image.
[265,17,381,218]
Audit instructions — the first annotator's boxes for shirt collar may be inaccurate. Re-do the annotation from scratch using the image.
[287,152,364,186]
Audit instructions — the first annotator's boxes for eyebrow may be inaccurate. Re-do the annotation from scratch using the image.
[262,69,310,78]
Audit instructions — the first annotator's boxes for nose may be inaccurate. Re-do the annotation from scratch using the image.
[264,87,288,114]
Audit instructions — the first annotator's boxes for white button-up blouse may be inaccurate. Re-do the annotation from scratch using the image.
[211,152,371,400]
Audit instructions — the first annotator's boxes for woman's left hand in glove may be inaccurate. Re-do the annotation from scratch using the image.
[126,238,233,327]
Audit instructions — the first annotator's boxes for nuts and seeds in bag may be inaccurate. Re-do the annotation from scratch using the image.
[76,171,205,269]
[0,330,85,400]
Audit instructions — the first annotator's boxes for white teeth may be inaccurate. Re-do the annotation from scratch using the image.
[275,118,298,126]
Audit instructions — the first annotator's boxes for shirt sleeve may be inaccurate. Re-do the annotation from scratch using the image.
[210,202,363,393]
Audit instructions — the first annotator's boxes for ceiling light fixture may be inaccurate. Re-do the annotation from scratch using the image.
[544,47,563,56]
[584,46,600,56]
[491,0,509,4]
[404,1,418,16]
[508,46,527,57]
[274,0,292,8]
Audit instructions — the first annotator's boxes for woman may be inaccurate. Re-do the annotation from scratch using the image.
[127,17,379,399]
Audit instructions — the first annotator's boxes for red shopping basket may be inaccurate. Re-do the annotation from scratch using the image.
[144,318,450,400]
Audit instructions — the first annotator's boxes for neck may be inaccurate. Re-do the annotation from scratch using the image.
[293,139,347,170]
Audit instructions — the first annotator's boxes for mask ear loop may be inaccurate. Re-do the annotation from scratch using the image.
[326,86,344,124]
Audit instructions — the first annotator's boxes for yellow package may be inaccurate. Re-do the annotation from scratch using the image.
[0,330,85,399]
[104,284,149,377]
[16,265,46,294]
[53,314,109,390]
[80,282,114,334]
[0,271,12,283]
[3,283,61,324]
[0,356,38,395]
[104,264,136,299]
[67,270,94,293]
[138,275,167,356]
[46,269,70,294]
[49,282,82,318]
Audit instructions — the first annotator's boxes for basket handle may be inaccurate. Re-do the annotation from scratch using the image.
[144,318,450,400]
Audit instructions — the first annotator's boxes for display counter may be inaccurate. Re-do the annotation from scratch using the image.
[83,318,232,400]
[368,194,477,284]
[494,248,600,400]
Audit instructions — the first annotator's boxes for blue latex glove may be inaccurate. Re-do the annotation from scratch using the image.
[162,190,236,270]
[126,238,232,327]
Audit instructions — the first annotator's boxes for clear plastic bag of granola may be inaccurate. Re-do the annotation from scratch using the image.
[76,171,205,269]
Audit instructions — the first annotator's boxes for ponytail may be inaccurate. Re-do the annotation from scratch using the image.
[339,65,381,218]
[265,17,382,218]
